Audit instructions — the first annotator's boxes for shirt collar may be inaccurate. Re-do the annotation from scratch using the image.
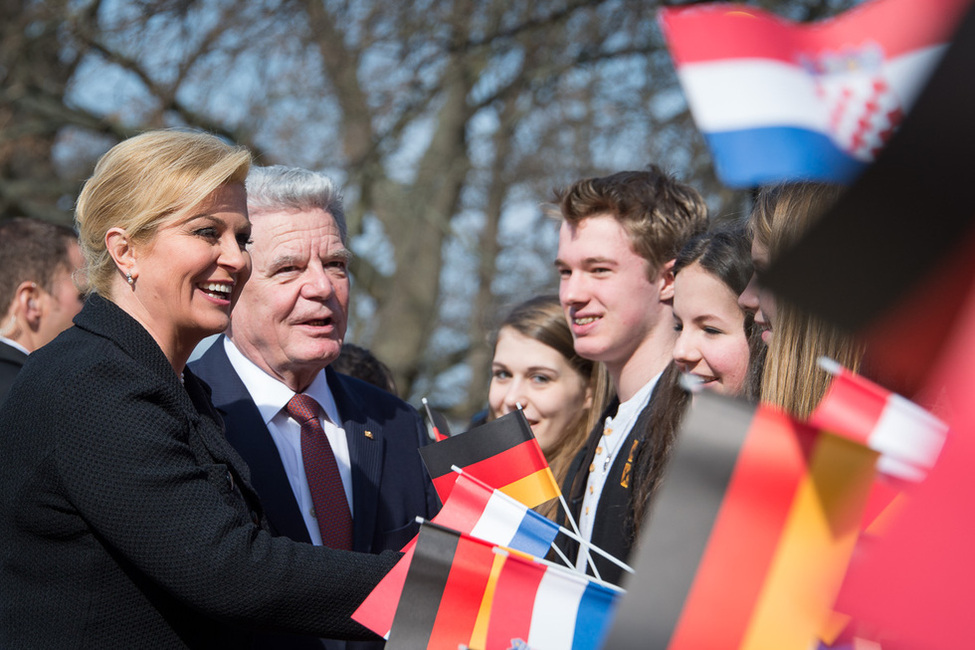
[223,337,341,425]
[609,370,662,429]
[0,336,30,356]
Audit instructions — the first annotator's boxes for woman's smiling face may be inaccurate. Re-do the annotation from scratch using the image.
[672,262,751,395]
[127,183,251,354]
[488,327,591,455]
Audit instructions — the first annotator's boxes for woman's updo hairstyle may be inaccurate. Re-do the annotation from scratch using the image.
[75,129,251,298]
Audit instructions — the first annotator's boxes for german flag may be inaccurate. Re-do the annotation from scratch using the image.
[606,391,877,649]
[385,522,619,650]
[352,471,561,639]
[385,523,500,650]
[419,409,560,508]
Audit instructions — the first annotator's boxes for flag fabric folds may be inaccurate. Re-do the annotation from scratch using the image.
[833,257,975,647]
[605,392,877,649]
[810,358,948,481]
[352,471,561,637]
[385,523,499,650]
[485,551,618,650]
[659,0,968,187]
[419,409,560,508]
[385,522,619,650]
[434,470,560,559]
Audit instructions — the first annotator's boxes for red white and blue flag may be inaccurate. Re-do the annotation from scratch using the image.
[352,471,561,638]
[384,522,619,650]
[660,0,970,187]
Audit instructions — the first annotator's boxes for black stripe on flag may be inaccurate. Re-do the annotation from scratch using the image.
[386,523,461,649]
[419,409,534,480]
[603,391,756,649]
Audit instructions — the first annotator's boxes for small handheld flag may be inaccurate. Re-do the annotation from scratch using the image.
[811,357,948,481]
[419,409,560,508]
[353,469,562,638]
[386,522,621,650]
[422,397,449,442]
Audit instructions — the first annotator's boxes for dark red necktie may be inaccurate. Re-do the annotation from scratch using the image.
[285,394,353,550]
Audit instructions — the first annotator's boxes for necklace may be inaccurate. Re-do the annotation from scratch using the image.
[592,417,622,474]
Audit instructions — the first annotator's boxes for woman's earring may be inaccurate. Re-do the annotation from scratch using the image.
[126,272,135,287]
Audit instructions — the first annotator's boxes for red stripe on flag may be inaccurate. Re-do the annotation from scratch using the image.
[431,438,549,502]
[660,0,968,66]
[810,369,888,446]
[426,535,498,649]
[484,555,547,649]
[431,471,494,532]
[669,408,812,649]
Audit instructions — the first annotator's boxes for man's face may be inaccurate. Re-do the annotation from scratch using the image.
[36,241,85,348]
[228,207,350,392]
[555,213,665,375]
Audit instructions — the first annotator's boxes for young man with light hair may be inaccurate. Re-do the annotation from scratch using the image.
[553,166,708,585]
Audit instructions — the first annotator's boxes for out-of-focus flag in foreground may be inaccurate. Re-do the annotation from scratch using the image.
[352,471,560,638]
[385,522,619,650]
[605,392,877,649]
[659,0,970,187]
[811,358,948,482]
[419,409,559,508]
[834,282,975,648]
[729,1,975,643]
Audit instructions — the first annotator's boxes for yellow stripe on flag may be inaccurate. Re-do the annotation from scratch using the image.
[741,433,877,650]
[469,551,507,649]
[499,467,560,508]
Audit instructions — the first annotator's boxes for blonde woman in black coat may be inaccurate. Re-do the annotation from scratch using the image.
[0,130,397,649]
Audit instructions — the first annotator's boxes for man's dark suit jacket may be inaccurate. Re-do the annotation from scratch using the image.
[0,294,397,649]
[555,396,656,587]
[191,338,440,649]
[0,339,27,406]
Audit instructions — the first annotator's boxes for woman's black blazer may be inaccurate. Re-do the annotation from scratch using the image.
[0,294,395,649]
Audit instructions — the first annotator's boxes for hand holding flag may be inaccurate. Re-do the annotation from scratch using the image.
[385,522,621,650]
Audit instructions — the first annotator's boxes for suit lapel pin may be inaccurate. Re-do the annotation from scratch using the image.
[364,430,374,439]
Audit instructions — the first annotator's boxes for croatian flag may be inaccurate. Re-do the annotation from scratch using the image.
[484,548,619,650]
[660,0,971,187]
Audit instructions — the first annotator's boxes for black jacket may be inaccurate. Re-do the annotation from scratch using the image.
[191,338,440,650]
[555,394,657,586]
[0,339,27,407]
[0,294,396,649]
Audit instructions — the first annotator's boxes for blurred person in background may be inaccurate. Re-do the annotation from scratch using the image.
[739,182,863,418]
[0,217,85,404]
[331,343,398,395]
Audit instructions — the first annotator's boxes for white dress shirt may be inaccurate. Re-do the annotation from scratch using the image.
[223,337,353,546]
[0,336,30,356]
[575,371,661,572]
